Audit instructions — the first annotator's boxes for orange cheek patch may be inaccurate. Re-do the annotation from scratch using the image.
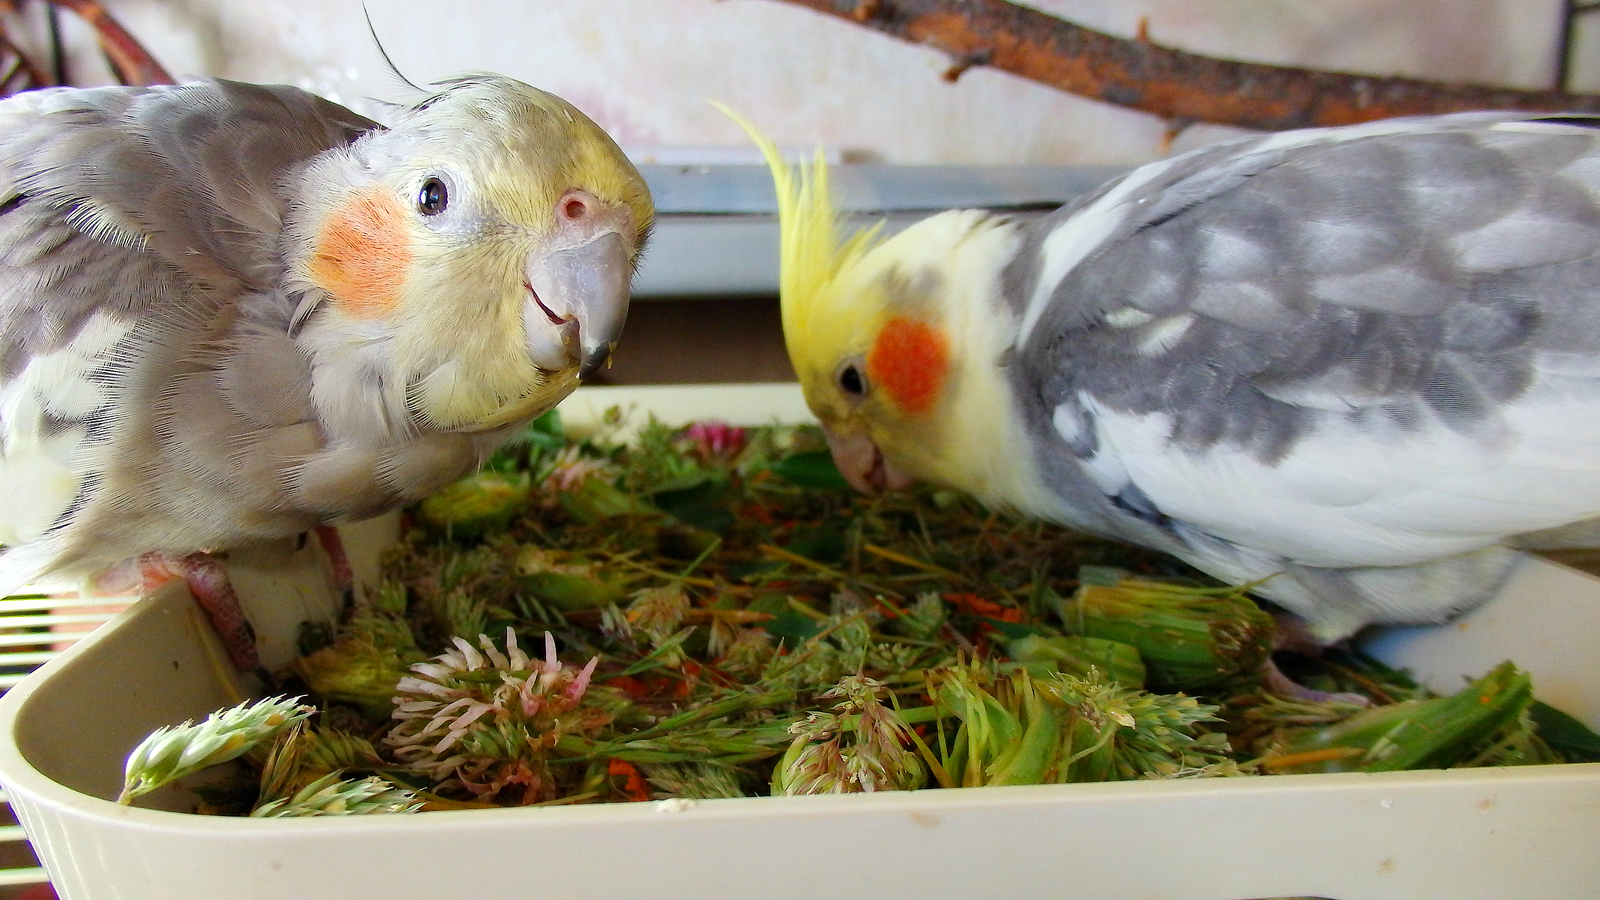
[308,187,412,319]
[866,316,949,415]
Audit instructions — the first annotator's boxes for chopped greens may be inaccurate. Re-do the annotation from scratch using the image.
[127,412,1598,813]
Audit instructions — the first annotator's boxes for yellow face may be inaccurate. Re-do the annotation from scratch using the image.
[302,76,653,433]
[800,214,1040,514]
[788,238,959,492]
[728,107,1029,500]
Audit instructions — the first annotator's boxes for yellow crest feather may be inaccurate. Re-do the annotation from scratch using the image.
[713,104,882,364]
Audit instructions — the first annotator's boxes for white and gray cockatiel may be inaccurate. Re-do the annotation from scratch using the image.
[0,76,652,668]
[748,111,1600,644]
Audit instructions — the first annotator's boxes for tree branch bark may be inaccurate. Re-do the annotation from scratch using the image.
[761,0,1600,130]
[0,33,51,94]
[48,0,171,86]
[0,0,171,97]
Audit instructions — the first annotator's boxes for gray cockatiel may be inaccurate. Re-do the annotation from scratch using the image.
[747,110,1600,644]
[0,76,652,668]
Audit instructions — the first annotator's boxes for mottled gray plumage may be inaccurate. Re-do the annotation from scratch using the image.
[1002,112,1600,638]
[0,81,381,586]
[0,76,650,608]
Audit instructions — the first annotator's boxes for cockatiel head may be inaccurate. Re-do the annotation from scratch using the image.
[287,75,652,436]
[732,114,1028,505]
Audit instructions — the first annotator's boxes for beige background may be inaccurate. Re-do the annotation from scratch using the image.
[3,1,1591,384]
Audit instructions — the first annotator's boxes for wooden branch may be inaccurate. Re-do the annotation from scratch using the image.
[48,0,171,85]
[0,33,49,93]
[0,0,170,97]
[761,0,1600,130]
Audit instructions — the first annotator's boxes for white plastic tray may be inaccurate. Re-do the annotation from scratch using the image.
[2,384,1598,900]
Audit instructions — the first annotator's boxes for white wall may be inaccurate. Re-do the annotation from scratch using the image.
[8,0,1574,166]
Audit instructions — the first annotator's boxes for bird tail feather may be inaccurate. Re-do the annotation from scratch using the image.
[0,542,69,599]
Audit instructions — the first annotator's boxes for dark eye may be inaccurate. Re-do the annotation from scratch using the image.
[418,177,448,216]
[839,364,864,397]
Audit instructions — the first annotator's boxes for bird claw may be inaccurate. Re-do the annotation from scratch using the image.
[1261,657,1371,707]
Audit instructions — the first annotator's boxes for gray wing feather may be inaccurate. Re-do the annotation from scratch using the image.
[0,81,374,366]
[1019,113,1600,462]
[0,80,377,588]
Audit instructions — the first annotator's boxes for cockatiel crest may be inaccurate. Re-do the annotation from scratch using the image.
[0,75,651,647]
[723,108,881,373]
[738,108,1600,645]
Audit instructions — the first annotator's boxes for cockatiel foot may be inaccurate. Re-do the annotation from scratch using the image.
[1261,657,1371,707]
[1262,611,1370,706]
[139,552,261,674]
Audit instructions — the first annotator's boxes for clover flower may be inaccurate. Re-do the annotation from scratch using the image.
[627,585,690,643]
[625,585,693,667]
[681,421,747,461]
[384,628,609,804]
[716,625,774,676]
[538,444,610,497]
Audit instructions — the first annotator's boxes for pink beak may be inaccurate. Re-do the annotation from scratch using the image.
[823,426,914,494]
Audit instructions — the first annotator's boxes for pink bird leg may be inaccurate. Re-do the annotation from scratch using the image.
[137,526,351,673]
[313,524,354,598]
[139,551,259,672]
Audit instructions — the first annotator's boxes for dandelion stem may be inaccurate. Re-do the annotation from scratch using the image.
[761,543,847,578]
[1257,747,1368,771]
[610,554,721,589]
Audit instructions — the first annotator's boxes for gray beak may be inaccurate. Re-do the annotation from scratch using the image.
[523,230,632,379]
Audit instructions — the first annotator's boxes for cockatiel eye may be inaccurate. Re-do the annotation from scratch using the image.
[417,176,448,216]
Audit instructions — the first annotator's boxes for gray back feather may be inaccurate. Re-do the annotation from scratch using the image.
[1011,113,1600,465]
[0,80,373,372]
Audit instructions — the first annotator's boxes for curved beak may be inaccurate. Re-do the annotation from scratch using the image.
[823,425,914,495]
[523,229,632,380]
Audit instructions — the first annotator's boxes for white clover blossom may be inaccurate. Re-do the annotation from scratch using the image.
[626,586,690,643]
[384,628,605,804]
[538,445,610,497]
[775,675,925,795]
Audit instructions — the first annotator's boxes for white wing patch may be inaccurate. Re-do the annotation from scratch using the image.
[0,421,86,547]
[1076,360,1600,569]
[1136,314,1195,356]
[1247,114,1491,156]
[0,311,133,545]
[1017,157,1179,346]
[1104,308,1155,328]
[1050,401,1128,499]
